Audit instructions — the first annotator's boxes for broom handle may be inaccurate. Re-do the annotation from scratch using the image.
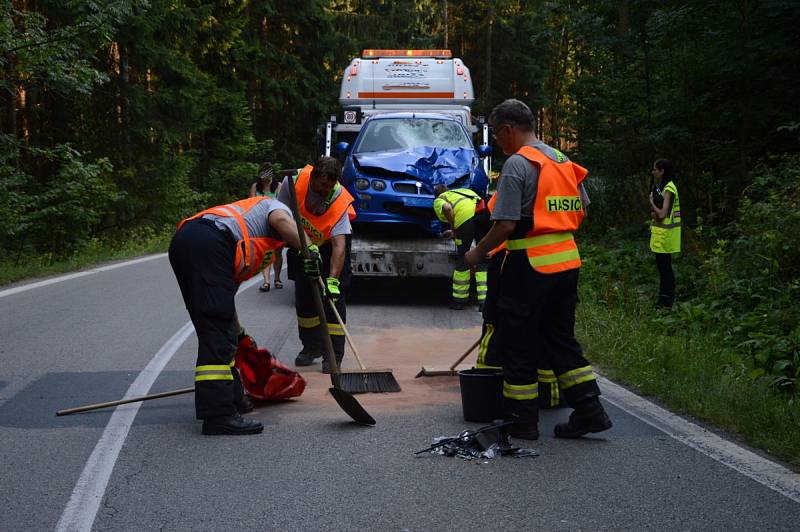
[317,277,367,371]
[56,387,195,416]
[450,339,481,371]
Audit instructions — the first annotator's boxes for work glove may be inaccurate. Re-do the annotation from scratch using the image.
[325,277,341,301]
[303,244,322,279]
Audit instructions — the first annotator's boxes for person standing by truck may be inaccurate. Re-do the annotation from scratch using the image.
[465,98,611,440]
[648,158,681,308]
[276,157,354,372]
[433,185,490,310]
[169,195,319,435]
[250,163,284,292]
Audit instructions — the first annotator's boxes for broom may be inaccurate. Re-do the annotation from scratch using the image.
[415,338,480,378]
[318,278,401,393]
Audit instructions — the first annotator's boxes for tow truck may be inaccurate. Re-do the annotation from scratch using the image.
[323,49,491,278]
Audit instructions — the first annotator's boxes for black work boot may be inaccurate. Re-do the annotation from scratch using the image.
[201,413,263,435]
[554,397,612,438]
[506,413,539,441]
[449,299,466,310]
[321,354,344,374]
[235,394,254,414]
[294,349,322,367]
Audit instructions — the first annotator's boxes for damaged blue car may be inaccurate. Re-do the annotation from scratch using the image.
[336,112,491,235]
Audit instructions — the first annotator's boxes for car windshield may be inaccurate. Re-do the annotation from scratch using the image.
[354,118,472,153]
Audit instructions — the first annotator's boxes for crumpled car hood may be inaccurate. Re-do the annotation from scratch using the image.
[353,146,477,186]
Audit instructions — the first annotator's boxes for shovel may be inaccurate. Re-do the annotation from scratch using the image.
[286,173,375,425]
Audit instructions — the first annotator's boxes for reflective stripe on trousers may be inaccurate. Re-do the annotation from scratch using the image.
[475,270,487,302]
[298,314,343,336]
[452,269,470,300]
[476,323,500,368]
[503,381,538,400]
[557,365,596,389]
[538,369,560,407]
[195,364,234,382]
[297,315,321,328]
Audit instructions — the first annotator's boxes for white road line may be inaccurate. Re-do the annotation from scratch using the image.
[0,253,167,299]
[598,375,800,503]
[55,275,262,532]
[55,321,194,532]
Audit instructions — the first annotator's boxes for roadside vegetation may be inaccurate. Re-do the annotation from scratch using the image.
[0,225,172,287]
[2,2,798,462]
[577,155,800,467]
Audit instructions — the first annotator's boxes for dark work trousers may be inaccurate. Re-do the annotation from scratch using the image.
[477,251,504,368]
[293,272,347,361]
[453,217,489,303]
[497,251,601,424]
[168,219,245,419]
[478,251,566,408]
[287,240,351,361]
[654,252,675,308]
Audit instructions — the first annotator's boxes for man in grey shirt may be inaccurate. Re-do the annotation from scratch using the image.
[489,140,590,225]
[170,195,311,435]
[275,157,354,371]
[466,98,611,441]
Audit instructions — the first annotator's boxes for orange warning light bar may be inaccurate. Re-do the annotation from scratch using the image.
[362,49,452,59]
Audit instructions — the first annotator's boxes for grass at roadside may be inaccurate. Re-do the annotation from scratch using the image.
[0,226,173,287]
[576,241,800,469]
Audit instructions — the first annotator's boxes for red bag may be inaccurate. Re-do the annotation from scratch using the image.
[234,335,306,400]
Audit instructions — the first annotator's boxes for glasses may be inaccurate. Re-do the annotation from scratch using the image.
[491,124,511,140]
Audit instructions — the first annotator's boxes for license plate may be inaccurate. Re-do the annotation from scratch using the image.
[402,196,431,207]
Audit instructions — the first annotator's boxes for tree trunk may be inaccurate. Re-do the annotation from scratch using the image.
[443,0,448,49]
[484,16,492,102]
[118,41,131,156]
[617,2,629,37]
[4,59,17,142]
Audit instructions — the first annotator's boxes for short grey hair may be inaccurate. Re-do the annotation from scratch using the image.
[488,99,536,132]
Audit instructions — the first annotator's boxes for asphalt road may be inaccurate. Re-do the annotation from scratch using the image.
[1,253,799,531]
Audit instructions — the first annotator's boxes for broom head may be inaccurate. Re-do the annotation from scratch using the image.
[338,369,401,394]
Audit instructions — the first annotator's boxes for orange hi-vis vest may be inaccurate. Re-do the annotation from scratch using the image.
[506,145,588,274]
[295,165,355,245]
[178,197,284,284]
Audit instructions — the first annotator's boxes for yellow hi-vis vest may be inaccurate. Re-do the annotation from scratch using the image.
[650,180,681,253]
[433,188,480,229]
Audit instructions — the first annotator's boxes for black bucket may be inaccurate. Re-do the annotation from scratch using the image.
[458,368,503,422]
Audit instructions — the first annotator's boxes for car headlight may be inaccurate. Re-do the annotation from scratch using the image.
[355,178,369,190]
[372,180,386,191]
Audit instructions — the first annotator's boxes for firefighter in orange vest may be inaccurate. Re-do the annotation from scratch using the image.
[474,191,565,410]
[466,99,612,440]
[169,194,319,435]
[276,157,355,372]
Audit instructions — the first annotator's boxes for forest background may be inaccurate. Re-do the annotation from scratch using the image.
[2,1,799,461]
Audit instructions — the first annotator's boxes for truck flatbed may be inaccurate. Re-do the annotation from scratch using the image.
[351,235,457,278]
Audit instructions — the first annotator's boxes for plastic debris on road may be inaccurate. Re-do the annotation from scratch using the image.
[415,421,539,461]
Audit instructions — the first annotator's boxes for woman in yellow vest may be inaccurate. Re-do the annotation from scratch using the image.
[648,158,681,308]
